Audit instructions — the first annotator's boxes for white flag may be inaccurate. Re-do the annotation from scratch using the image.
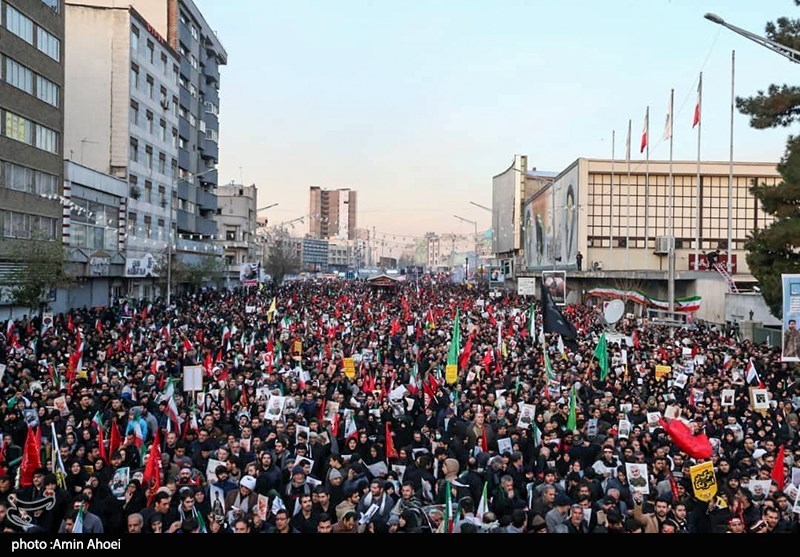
[663,94,673,140]
[625,119,631,163]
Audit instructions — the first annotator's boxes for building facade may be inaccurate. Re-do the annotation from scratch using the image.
[302,237,328,272]
[308,186,357,240]
[56,161,127,311]
[0,0,64,311]
[213,183,257,285]
[64,3,182,300]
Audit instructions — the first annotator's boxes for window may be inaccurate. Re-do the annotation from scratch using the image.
[146,75,154,99]
[35,124,58,154]
[190,25,199,41]
[158,153,166,174]
[36,75,59,107]
[206,129,218,142]
[147,40,154,64]
[172,65,179,86]
[189,84,197,98]
[130,64,139,91]
[145,145,153,170]
[130,101,139,126]
[5,58,33,94]
[158,186,166,207]
[131,26,140,52]
[143,215,152,238]
[6,5,34,45]
[172,128,178,148]
[190,55,199,70]
[129,138,138,162]
[188,113,196,127]
[146,110,154,134]
[36,28,60,61]
[178,136,187,149]
[159,120,167,142]
[161,53,168,74]
[40,0,60,13]
[128,211,137,234]
[144,181,152,204]
[4,111,33,145]
[226,229,236,241]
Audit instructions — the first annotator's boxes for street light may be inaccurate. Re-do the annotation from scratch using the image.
[258,203,279,212]
[166,167,217,306]
[453,214,478,279]
[470,201,491,213]
[704,13,800,64]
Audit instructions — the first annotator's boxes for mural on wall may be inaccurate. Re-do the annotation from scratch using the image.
[524,163,579,270]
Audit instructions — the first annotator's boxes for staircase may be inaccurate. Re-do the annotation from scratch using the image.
[713,263,739,293]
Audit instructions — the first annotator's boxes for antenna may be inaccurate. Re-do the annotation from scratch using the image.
[602,299,625,330]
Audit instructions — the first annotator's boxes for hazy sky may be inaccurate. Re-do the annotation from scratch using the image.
[195,0,796,240]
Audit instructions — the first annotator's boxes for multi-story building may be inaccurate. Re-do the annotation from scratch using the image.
[0,0,64,311]
[67,0,227,266]
[56,161,127,311]
[425,232,475,271]
[499,155,781,322]
[64,2,182,300]
[308,186,357,240]
[302,237,328,272]
[327,238,351,272]
[213,183,257,285]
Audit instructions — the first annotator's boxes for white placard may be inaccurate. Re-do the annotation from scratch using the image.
[183,365,203,392]
[517,277,536,296]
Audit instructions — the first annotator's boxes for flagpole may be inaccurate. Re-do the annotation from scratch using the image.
[727,51,735,274]
[610,130,615,263]
[644,107,650,271]
[695,72,703,270]
[626,119,632,269]
[668,88,676,315]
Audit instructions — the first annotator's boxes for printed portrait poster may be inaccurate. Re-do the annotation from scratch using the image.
[265,396,286,421]
[209,483,225,521]
[206,458,225,483]
[517,404,536,430]
[750,388,770,411]
[53,396,70,416]
[324,401,340,423]
[626,463,650,495]
[792,467,800,488]
[257,494,269,521]
[793,486,800,515]
[618,419,631,440]
[646,412,662,432]
[721,389,736,407]
[295,424,310,445]
[391,464,407,482]
[747,480,771,503]
[781,274,800,362]
[110,467,130,500]
[497,437,513,455]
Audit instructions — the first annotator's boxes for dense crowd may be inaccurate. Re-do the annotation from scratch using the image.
[0,276,798,534]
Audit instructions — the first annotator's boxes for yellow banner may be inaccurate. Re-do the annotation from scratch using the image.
[292,340,302,356]
[655,365,671,381]
[445,364,458,385]
[343,357,356,379]
[689,461,717,502]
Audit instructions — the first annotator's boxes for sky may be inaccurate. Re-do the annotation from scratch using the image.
[195,0,798,240]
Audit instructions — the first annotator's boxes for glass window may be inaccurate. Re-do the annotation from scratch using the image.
[4,112,33,145]
[130,102,139,126]
[131,26,139,52]
[35,124,59,154]
[36,27,60,61]
[129,138,138,162]
[40,0,60,12]
[5,58,33,94]
[147,41,154,64]
[6,5,34,45]
[130,64,139,91]
[36,75,59,107]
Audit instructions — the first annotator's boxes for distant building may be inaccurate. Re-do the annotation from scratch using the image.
[214,183,257,285]
[302,237,328,272]
[308,186,357,240]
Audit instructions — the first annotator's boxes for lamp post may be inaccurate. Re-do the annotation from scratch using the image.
[705,13,800,275]
[453,214,478,279]
[166,168,217,306]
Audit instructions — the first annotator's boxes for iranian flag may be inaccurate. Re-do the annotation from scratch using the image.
[693,73,702,128]
[544,346,557,382]
[161,378,180,433]
[476,482,489,519]
[72,504,85,533]
[92,412,107,463]
[183,337,194,352]
[566,386,577,431]
[527,303,536,339]
[343,410,358,440]
[640,106,649,153]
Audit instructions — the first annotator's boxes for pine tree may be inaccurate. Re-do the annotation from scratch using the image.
[737,7,800,317]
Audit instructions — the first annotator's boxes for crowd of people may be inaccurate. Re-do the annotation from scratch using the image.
[0,275,798,534]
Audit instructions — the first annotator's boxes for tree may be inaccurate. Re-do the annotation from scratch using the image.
[737,4,800,317]
[263,227,300,286]
[2,238,74,313]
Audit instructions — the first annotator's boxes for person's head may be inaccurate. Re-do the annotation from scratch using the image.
[274,509,290,531]
[660,518,678,534]
[233,518,250,533]
[727,516,745,533]
[763,507,779,531]
[370,479,384,499]
[654,497,670,519]
[127,513,144,533]
[672,501,687,521]
[299,493,313,513]
[789,319,796,330]
[316,513,333,533]
[569,504,584,526]
[152,491,171,514]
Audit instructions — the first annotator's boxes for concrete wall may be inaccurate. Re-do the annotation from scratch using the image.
[689,275,728,323]
[725,292,780,326]
[53,278,111,313]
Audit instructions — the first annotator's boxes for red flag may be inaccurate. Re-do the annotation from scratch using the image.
[640,107,648,153]
[458,333,473,371]
[632,329,640,349]
[331,413,340,438]
[659,418,712,459]
[390,319,401,337]
[772,445,786,490]
[385,422,398,460]
[692,75,701,128]
[66,314,74,333]
[108,420,122,458]
[19,426,42,487]
[203,351,213,374]
[480,425,489,453]
[142,430,162,506]
[183,337,194,352]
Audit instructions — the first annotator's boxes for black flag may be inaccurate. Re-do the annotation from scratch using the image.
[541,283,579,352]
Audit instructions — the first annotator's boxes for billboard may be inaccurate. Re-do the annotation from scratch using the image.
[517,277,536,296]
[542,270,567,306]
[687,253,738,274]
[240,262,260,286]
[488,266,505,285]
[125,253,157,277]
[492,156,526,254]
[782,274,800,362]
[523,163,579,271]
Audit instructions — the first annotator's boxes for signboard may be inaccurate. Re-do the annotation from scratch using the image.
[687,253,738,273]
[517,277,536,296]
[183,365,203,392]
[343,357,356,379]
[542,270,567,306]
[781,274,800,362]
[124,253,157,277]
[89,255,111,277]
[488,266,505,286]
[240,262,260,286]
[655,365,671,381]
[689,461,718,502]
[445,364,458,385]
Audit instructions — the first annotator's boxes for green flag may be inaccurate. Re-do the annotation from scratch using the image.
[527,303,536,339]
[445,310,461,384]
[544,345,556,382]
[593,332,609,381]
[566,385,577,431]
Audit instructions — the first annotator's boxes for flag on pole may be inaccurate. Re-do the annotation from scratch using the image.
[444,480,453,533]
[566,386,577,431]
[19,426,41,487]
[693,74,702,128]
[267,297,277,324]
[593,332,609,381]
[476,482,489,519]
[625,119,631,163]
[663,95,673,140]
[50,423,67,489]
[142,429,162,505]
[343,409,358,440]
[72,504,85,533]
[772,445,786,490]
[445,309,461,384]
[745,359,764,388]
[92,412,107,464]
[544,347,556,382]
[640,107,649,153]
[385,422,398,460]
[527,304,536,339]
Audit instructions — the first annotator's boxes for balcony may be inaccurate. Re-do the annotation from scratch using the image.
[176,209,195,232]
[203,110,218,130]
[201,136,218,160]
[177,237,222,256]
[178,116,191,140]
[176,180,190,200]
[196,216,217,237]
[178,147,191,170]
[198,168,218,186]
[204,55,219,84]
[179,83,192,110]
[180,58,193,80]
[203,84,219,107]
[197,188,217,212]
